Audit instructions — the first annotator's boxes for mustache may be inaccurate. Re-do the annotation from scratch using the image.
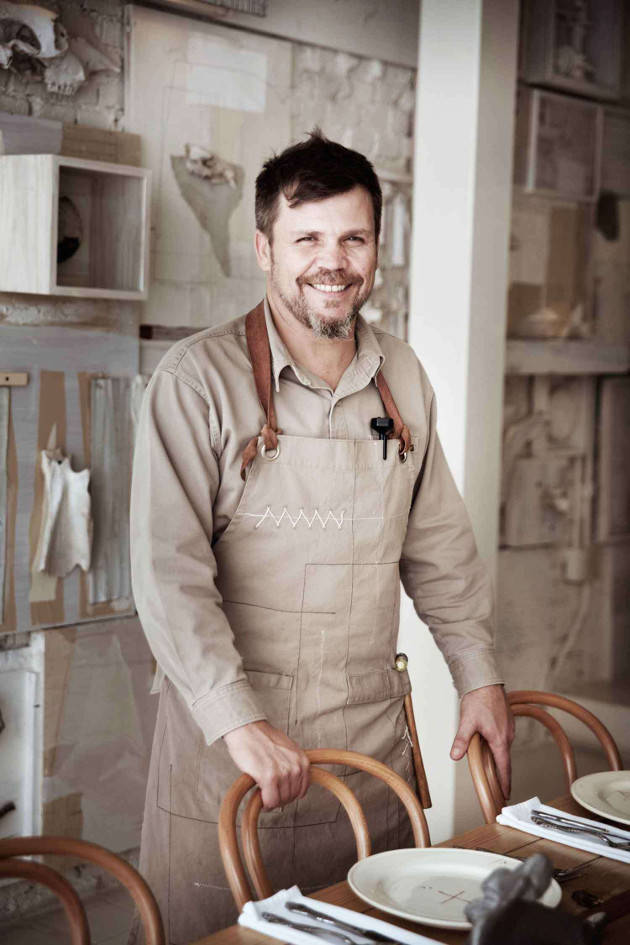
[298,270,360,286]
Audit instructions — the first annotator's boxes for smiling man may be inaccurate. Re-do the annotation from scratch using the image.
[130,131,514,943]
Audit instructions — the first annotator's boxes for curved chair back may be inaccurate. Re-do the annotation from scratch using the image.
[218,747,430,910]
[468,689,623,823]
[0,836,165,945]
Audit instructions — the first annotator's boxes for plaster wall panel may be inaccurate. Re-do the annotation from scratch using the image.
[127,4,291,327]
[0,326,138,634]
[0,388,8,623]
[41,617,157,852]
[89,378,133,605]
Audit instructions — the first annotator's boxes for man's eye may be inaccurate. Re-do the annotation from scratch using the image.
[297,236,315,243]
[346,236,365,243]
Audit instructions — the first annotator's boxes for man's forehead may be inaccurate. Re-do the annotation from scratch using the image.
[275,186,374,230]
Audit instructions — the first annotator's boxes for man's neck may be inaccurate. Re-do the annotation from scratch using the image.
[267,296,357,391]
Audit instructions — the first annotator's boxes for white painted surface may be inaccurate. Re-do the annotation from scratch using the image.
[152,0,420,67]
[399,0,519,841]
[0,637,44,840]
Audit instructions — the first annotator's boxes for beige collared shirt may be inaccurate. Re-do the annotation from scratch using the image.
[130,301,503,745]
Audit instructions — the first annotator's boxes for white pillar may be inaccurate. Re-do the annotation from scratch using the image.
[399,0,519,840]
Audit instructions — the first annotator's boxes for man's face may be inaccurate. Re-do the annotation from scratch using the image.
[255,185,378,339]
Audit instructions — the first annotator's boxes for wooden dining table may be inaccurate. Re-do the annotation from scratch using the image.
[194,796,630,945]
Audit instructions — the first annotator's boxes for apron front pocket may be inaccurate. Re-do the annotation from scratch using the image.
[346,666,411,705]
[244,668,294,733]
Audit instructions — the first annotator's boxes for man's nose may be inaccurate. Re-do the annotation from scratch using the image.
[315,241,347,270]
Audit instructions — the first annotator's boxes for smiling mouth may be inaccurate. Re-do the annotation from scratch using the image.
[307,282,352,294]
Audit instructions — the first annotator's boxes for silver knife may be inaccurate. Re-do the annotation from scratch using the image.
[262,911,357,944]
[530,811,630,850]
[286,902,404,945]
[531,810,630,838]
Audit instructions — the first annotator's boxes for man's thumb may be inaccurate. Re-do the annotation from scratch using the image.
[450,728,472,760]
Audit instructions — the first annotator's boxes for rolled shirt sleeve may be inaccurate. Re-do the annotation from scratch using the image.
[400,394,504,697]
[130,366,267,745]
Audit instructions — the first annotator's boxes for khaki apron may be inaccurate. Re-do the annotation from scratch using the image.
[135,305,421,944]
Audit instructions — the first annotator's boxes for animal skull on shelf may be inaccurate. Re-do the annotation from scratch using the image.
[0,1,119,95]
[0,1,67,70]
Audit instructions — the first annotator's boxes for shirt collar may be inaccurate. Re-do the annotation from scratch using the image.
[263,297,385,392]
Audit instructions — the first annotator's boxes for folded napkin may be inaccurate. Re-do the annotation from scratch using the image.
[497,796,630,864]
[239,885,435,945]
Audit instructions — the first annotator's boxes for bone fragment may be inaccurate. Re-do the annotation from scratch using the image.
[33,448,92,578]
[44,48,85,95]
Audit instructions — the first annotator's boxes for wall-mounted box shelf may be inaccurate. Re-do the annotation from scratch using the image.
[0,154,151,300]
[521,0,624,102]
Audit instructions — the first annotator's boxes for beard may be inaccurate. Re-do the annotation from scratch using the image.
[271,263,372,339]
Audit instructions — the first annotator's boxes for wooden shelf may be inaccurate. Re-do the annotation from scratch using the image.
[0,154,151,299]
[506,339,630,375]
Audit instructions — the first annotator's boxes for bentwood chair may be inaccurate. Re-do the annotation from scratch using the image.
[218,748,430,910]
[468,689,623,823]
[0,836,165,945]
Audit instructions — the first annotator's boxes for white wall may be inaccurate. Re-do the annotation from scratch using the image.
[149,0,420,67]
[400,0,519,841]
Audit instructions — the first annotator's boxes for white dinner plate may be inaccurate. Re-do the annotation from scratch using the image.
[347,847,562,930]
[571,770,630,826]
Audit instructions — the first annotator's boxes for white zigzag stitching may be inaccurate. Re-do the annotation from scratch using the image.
[249,506,345,530]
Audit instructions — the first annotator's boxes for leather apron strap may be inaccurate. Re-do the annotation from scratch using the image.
[240,301,281,480]
[240,301,413,479]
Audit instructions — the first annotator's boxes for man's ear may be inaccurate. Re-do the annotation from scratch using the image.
[254,230,272,272]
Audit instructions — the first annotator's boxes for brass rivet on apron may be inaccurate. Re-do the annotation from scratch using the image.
[394,652,408,672]
[261,443,280,461]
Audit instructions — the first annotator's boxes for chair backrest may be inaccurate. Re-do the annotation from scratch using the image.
[218,747,431,911]
[468,689,623,823]
[0,836,165,945]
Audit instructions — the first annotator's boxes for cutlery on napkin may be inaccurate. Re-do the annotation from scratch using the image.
[239,885,435,945]
[497,797,630,864]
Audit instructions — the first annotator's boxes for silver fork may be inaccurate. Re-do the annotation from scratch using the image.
[530,812,630,850]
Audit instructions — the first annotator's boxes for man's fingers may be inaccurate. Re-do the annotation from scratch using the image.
[260,778,281,811]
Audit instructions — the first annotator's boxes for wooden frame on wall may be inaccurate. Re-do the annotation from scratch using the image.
[513,86,602,202]
[135,0,267,20]
[521,0,624,102]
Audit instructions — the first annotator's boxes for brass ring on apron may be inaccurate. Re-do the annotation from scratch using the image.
[399,451,408,463]
[261,443,281,461]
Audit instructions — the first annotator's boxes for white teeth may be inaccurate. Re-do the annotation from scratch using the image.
[310,283,348,293]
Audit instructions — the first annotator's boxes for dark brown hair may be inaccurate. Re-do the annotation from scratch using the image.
[255,130,382,241]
